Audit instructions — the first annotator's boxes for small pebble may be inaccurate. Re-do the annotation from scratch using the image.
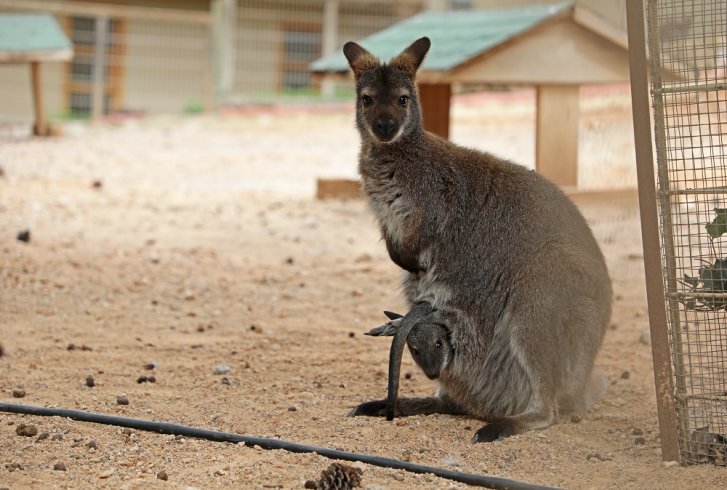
[157,470,169,481]
[570,413,582,423]
[16,229,31,243]
[51,433,63,441]
[87,440,98,449]
[145,361,159,370]
[36,432,49,441]
[147,375,156,383]
[620,370,630,379]
[287,406,297,412]
[639,329,651,345]
[634,436,646,445]
[395,419,407,426]
[213,364,231,375]
[122,428,133,436]
[53,462,67,471]
[16,423,38,437]
[221,377,231,385]
[348,331,355,338]
[632,428,643,436]
[86,375,95,387]
[99,469,113,479]
[117,394,129,405]
[285,257,294,265]
[662,460,679,468]
[12,389,25,398]
[91,180,103,189]
[304,481,317,489]
[5,463,23,471]
[404,372,412,380]
[137,375,149,383]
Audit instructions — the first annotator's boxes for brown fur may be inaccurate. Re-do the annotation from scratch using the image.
[345,37,613,442]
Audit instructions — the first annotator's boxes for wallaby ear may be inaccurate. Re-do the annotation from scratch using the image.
[390,37,431,78]
[343,41,380,78]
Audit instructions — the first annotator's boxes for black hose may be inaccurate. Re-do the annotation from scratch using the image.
[0,402,559,490]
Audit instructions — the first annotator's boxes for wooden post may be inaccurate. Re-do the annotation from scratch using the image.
[212,0,237,103]
[535,84,579,188]
[626,0,681,462]
[30,61,46,136]
[417,82,450,139]
[91,15,108,120]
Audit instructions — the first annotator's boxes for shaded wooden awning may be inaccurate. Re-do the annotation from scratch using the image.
[0,13,73,135]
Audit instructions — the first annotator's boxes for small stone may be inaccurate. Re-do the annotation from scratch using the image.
[16,423,38,437]
[404,372,413,380]
[213,364,231,375]
[632,428,643,436]
[570,413,582,423]
[620,370,630,379]
[87,440,98,449]
[639,329,651,345]
[91,180,103,190]
[395,419,407,426]
[221,377,231,385]
[12,389,25,398]
[145,361,159,370]
[122,428,133,436]
[304,481,317,489]
[86,375,95,387]
[117,394,129,405]
[401,449,412,462]
[5,463,23,471]
[285,257,294,265]
[16,229,31,243]
[634,436,646,445]
[53,462,67,471]
[51,433,63,441]
[147,375,156,383]
[287,406,297,412]
[662,460,679,468]
[157,470,169,481]
[348,331,355,338]
[36,432,49,441]
[137,375,148,383]
[99,469,113,479]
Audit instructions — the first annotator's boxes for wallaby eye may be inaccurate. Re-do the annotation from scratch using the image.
[398,95,409,107]
[361,95,373,107]
[435,340,443,349]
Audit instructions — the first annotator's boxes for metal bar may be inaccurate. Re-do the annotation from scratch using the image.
[654,82,727,95]
[677,394,727,403]
[659,188,727,196]
[91,16,108,121]
[669,291,727,300]
[626,0,681,462]
[644,0,693,461]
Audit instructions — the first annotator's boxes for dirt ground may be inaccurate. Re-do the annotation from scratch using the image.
[2,89,726,489]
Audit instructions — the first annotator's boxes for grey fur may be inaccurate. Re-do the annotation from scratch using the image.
[344,37,612,442]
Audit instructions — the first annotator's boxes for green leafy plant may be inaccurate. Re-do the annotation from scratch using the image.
[683,208,727,310]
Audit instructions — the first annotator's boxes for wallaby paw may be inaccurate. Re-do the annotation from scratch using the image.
[364,317,402,337]
[348,400,388,417]
[471,419,516,443]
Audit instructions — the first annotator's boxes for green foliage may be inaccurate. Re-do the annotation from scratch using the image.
[705,208,727,238]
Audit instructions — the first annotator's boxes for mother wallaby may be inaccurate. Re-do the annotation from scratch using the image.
[345,37,612,442]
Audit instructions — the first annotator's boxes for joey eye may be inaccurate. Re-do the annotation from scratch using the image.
[434,340,443,349]
[361,95,373,107]
[398,95,409,106]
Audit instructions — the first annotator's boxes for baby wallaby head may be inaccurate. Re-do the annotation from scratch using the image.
[407,321,452,380]
[343,37,430,144]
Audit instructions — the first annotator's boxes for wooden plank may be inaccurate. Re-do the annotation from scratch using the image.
[30,61,47,136]
[418,82,450,139]
[0,49,72,63]
[316,178,361,200]
[0,0,213,25]
[535,84,578,187]
[626,0,681,462]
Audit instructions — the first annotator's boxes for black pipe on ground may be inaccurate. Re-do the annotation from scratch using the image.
[0,402,559,490]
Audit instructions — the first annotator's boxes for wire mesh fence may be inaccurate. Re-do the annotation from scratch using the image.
[645,0,727,466]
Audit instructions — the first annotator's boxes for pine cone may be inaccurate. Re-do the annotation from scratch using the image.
[305,463,363,490]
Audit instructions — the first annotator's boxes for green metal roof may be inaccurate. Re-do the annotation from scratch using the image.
[311,2,573,73]
[0,13,73,62]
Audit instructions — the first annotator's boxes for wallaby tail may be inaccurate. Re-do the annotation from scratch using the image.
[582,369,608,411]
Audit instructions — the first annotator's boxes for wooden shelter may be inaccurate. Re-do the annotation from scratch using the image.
[0,13,73,135]
[311,2,629,188]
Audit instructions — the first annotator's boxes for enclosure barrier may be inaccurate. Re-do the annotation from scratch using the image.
[628,0,727,465]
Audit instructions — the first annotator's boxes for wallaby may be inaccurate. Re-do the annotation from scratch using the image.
[365,306,453,381]
[344,37,612,442]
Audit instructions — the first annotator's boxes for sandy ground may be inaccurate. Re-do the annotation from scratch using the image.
[1,89,726,489]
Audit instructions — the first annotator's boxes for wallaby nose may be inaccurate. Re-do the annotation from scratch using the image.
[374,119,396,138]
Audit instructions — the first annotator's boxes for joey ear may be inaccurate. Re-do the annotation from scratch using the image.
[343,41,380,77]
[390,37,431,78]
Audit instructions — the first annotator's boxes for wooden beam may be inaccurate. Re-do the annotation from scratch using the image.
[535,84,578,187]
[418,82,451,139]
[626,0,680,462]
[30,61,47,136]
